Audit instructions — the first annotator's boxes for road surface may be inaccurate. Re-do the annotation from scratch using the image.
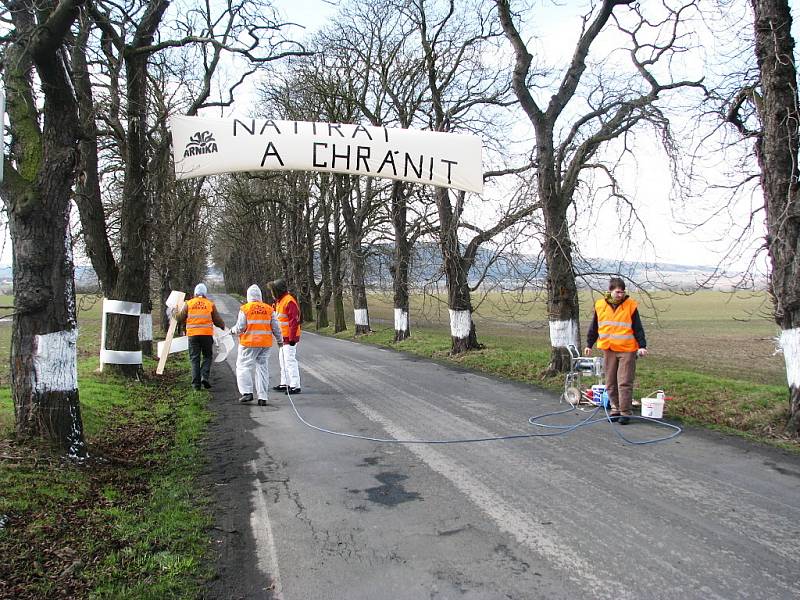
[203,293,800,600]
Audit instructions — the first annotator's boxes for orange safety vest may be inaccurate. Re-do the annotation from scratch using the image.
[275,293,301,340]
[595,297,639,353]
[186,297,214,336]
[239,301,274,348]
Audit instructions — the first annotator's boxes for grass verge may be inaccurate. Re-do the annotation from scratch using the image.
[0,354,212,599]
[321,322,798,452]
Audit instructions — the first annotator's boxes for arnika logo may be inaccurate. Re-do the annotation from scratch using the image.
[184,131,218,157]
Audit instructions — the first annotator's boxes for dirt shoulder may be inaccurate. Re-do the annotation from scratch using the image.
[200,361,276,600]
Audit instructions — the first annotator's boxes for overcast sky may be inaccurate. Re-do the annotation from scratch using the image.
[3,0,793,277]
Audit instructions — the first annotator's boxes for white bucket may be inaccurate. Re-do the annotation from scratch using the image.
[641,396,665,418]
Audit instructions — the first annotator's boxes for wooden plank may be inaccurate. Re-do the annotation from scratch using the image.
[156,291,186,375]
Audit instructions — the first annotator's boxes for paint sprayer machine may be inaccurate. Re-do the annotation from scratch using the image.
[562,344,608,408]
[562,344,671,418]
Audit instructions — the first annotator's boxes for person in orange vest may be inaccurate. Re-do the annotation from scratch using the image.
[584,277,648,425]
[231,284,283,405]
[175,283,226,390]
[269,278,302,394]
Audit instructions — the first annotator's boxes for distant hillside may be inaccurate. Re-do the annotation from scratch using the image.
[0,250,746,294]
[0,265,99,292]
[364,243,729,290]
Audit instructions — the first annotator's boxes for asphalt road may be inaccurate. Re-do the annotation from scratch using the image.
[207,293,800,600]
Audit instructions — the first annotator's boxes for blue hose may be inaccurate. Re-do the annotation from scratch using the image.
[528,403,683,445]
[276,387,682,446]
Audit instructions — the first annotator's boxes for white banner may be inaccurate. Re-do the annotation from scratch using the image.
[170,116,483,194]
[157,335,188,358]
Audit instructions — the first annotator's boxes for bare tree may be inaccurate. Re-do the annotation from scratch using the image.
[72,11,117,297]
[497,0,704,373]
[407,0,532,354]
[291,41,389,335]
[721,0,800,432]
[0,0,87,456]
[71,0,309,374]
[317,174,350,333]
[255,67,341,325]
[323,1,432,341]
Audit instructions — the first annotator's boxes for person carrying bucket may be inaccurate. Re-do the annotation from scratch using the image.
[584,277,648,425]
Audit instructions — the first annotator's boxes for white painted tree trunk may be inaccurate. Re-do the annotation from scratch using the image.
[394,308,410,341]
[354,308,370,334]
[549,319,580,350]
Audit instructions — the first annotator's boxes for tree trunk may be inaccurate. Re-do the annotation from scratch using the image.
[105,53,151,377]
[349,244,371,335]
[333,284,347,333]
[340,176,371,335]
[435,188,480,353]
[9,198,86,457]
[316,223,333,330]
[72,15,118,296]
[2,0,87,455]
[391,182,412,342]
[299,196,315,323]
[541,194,581,375]
[331,180,348,334]
[750,0,800,432]
[286,180,310,320]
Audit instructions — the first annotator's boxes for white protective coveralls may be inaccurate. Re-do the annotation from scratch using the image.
[231,284,283,401]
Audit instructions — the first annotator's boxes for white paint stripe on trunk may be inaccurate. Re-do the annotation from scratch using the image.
[549,319,579,348]
[67,400,86,459]
[779,328,800,387]
[138,313,153,341]
[448,309,471,338]
[354,308,369,326]
[394,308,408,331]
[33,329,78,393]
[249,459,284,599]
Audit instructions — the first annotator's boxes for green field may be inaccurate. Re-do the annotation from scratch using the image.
[355,288,783,382]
